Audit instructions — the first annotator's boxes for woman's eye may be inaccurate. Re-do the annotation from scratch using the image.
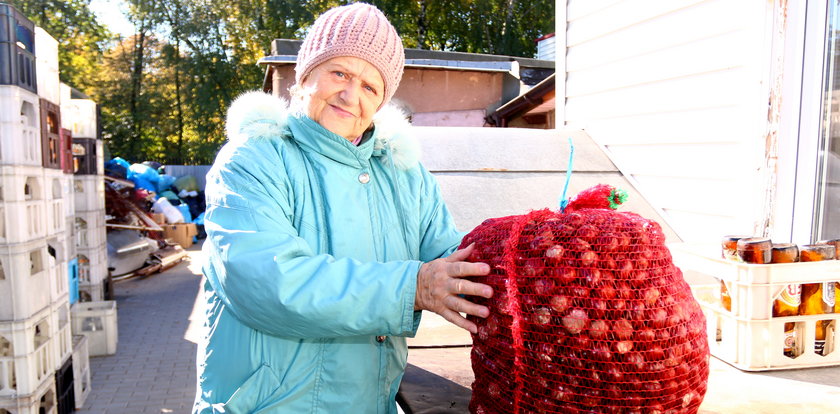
[334,71,345,78]
[365,85,377,94]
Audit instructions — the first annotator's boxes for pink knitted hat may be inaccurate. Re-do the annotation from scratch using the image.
[296,3,405,106]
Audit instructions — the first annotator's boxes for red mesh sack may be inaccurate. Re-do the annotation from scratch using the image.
[461,184,709,414]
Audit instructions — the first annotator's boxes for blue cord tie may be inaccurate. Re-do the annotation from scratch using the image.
[560,136,575,213]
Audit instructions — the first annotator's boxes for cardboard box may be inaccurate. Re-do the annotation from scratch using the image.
[162,222,197,248]
[152,213,166,225]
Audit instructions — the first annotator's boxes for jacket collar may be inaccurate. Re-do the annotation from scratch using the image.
[226,91,420,170]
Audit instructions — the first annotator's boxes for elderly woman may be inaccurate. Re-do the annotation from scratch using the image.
[193,3,493,413]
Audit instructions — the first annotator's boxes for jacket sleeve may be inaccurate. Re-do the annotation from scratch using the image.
[416,165,465,263]
[202,141,421,339]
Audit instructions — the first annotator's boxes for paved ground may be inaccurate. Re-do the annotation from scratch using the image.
[76,244,204,414]
[73,241,840,413]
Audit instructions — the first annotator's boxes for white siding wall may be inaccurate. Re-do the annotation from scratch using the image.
[561,0,777,243]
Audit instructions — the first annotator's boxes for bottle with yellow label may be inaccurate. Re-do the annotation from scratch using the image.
[773,284,802,357]
[800,282,835,355]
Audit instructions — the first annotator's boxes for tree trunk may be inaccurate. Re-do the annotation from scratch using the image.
[417,0,427,49]
[500,0,516,55]
[130,26,146,157]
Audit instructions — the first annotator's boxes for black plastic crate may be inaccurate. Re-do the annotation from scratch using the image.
[0,4,35,50]
[40,98,61,169]
[55,356,75,414]
[0,4,36,92]
[103,274,114,300]
[71,137,97,175]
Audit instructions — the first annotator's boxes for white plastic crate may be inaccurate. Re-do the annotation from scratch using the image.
[0,306,55,397]
[671,243,840,371]
[45,234,71,302]
[70,301,117,357]
[0,240,53,321]
[50,297,71,371]
[0,86,42,166]
[0,373,56,414]
[34,27,59,106]
[60,177,74,220]
[76,243,108,286]
[77,280,108,303]
[60,99,96,140]
[692,284,840,371]
[73,209,106,251]
[95,140,103,176]
[0,165,46,202]
[72,175,104,212]
[70,335,89,409]
[43,169,70,236]
[0,200,46,244]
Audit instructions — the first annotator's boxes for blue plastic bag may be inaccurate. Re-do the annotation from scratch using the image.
[128,163,160,193]
[177,203,192,223]
[158,174,176,193]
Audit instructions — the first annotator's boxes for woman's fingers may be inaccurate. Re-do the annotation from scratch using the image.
[444,294,489,319]
[440,308,478,334]
[448,277,493,299]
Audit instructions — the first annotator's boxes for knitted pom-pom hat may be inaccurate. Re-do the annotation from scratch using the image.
[295,3,405,107]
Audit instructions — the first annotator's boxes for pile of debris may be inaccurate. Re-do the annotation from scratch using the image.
[104,158,206,278]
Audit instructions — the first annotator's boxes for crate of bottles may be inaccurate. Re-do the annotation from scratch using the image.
[70,300,117,357]
[76,242,107,285]
[0,239,53,321]
[72,175,104,213]
[0,85,41,166]
[70,137,99,175]
[0,305,56,397]
[73,209,106,251]
[0,4,37,94]
[70,335,89,409]
[671,243,840,371]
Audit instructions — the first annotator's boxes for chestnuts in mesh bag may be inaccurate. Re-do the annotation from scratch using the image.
[461,184,709,414]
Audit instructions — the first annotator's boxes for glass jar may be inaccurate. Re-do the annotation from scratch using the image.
[721,235,750,261]
[736,237,772,264]
[771,243,800,264]
[799,244,836,262]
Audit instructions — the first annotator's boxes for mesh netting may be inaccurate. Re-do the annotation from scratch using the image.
[461,199,709,414]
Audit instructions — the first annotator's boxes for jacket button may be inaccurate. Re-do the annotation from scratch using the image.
[376,335,386,343]
[358,173,370,184]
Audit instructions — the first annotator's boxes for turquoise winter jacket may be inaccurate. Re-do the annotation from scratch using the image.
[193,91,464,413]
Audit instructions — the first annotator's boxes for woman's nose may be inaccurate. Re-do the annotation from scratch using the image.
[339,82,360,104]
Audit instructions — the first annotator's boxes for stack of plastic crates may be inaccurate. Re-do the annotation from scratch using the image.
[60,83,107,304]
[671,243,840,371]
[0,7,74,412]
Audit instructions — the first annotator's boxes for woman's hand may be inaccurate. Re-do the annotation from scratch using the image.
[414,243,493,333]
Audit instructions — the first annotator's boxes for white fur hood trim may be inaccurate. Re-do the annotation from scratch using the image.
[226,91,421,170]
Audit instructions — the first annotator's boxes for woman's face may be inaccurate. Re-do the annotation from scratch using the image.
[301,56,385,141]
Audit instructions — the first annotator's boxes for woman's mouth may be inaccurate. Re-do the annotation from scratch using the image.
[330,104,355,118]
